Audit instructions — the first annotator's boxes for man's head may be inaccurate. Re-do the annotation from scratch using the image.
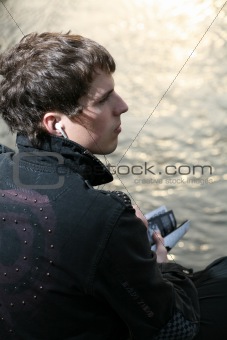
[47,69,128,154]
[0,32,127,152]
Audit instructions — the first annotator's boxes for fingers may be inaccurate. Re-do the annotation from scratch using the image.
[152,231,164,245]
[153,232,168,263]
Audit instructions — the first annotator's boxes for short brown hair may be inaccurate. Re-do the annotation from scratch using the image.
[0,32,115,145]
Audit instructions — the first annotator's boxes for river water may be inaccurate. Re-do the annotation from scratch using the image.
[0,0,227,270]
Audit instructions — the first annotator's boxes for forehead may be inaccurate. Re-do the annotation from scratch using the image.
[88,71,114,97]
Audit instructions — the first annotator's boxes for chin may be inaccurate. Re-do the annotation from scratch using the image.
[94,143,118,155]
[105,142,119,155]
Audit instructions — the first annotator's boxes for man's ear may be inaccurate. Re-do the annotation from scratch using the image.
[42,112,63,136]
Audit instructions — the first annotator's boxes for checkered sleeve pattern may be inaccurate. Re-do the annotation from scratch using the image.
[153,310,198,340]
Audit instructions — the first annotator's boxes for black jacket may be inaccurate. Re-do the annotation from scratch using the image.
[0,134,200,339]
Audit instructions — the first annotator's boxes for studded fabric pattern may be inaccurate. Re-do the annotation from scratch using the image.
[153,311,197,340]
[111,190,133,209]
[0,189,58,336]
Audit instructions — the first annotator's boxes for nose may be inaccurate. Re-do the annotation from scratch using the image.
[115,93,129,116]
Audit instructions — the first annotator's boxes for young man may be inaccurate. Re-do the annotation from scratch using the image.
[0,32,226,339]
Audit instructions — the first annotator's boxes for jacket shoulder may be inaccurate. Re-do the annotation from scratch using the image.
[98,189,134,210]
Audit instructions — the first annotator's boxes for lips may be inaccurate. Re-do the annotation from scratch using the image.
[114,124,122,133]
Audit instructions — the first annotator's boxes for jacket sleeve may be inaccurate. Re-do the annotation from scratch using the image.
[93,207,200,340]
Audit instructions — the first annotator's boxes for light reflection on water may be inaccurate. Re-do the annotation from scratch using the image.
[0,0,227,270]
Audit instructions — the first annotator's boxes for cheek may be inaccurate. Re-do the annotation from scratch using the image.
[92,116,111,136]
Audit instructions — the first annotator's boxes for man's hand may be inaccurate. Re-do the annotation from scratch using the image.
[132,205,168,263]
[153,232,168,263]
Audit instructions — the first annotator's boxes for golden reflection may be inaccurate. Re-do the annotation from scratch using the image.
[189,244,197,251]
[138,152,149,160]
[113,179,123,187]
[211,175,220,182]
[178,241,185,248]
[156,140,173,147]
[210,148,222,156]
[152,190,168,197]
[204,206,224,213]
[132,0,213,18]
[135,186,144,192]
[167,254,175,261]
[200,244,210,251]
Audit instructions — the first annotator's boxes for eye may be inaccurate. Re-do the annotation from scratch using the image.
[97,90,114,104]
[98,95,109,104]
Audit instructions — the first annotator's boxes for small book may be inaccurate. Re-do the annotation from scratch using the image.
[145,205,190,251]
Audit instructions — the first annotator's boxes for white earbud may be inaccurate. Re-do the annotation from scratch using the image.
[55,122,68,139]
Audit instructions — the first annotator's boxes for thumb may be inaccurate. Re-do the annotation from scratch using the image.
[152,231,164,246]
[152,232,168,263]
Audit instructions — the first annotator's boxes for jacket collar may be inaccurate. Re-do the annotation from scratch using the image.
[16,134,113,186]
